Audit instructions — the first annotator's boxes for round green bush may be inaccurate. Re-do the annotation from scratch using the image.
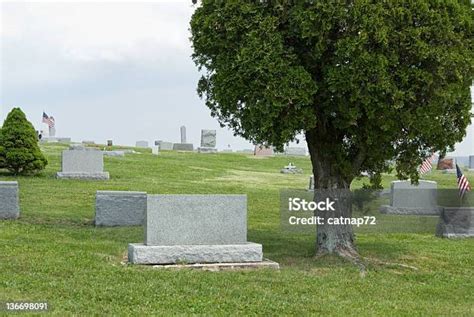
[0,108,48,175]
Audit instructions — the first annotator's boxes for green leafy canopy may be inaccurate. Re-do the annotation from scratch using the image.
[191,1,473,184]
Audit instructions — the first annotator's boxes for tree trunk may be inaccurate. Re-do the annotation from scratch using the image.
[436,152,445,170]
[306,129,359,259]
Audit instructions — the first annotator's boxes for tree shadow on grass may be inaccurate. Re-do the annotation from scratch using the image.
[249,228,413,270]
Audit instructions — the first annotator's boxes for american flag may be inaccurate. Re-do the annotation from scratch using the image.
[42,112,55,128]
[419,154,435,174]
[456,164,471,199]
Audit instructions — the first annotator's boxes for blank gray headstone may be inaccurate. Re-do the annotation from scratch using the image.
[380,180,441,215]
[95,191,146,226]
[173,143,194,151]
[0,181,19,219]
[146,195,247,246]
[56,149,109,179]
[436,207,474,238]
[136,141,149,148]
[157,141,173,150]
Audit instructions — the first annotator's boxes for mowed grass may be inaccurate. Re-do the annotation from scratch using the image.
[1,143,473,315]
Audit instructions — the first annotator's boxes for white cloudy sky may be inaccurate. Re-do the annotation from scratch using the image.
[1,0,305,149]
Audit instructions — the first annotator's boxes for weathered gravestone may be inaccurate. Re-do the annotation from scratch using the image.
[152,146,159,155]
[436,207,474,238]
[198,129,217,153]
[308,175,314,191]
[156,141,173,150]
[107,140,113,147]
[380,180,442,215]
[56,146,109,180]
[0,181,19,219]
[95,191,146,226]
[173,143,194,151]
[128,195,277,267]
[136,141,149,148]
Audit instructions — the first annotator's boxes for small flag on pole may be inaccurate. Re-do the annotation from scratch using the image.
[42,112,55,128]
[456,164,471,199]
[419,154,435,174]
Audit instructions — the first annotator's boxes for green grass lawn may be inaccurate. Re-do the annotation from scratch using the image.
[1,143,473,315]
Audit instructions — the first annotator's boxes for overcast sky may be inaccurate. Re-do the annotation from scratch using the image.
[1,1,303,150]
[0,1,471,154]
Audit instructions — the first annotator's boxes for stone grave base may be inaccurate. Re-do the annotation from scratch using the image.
[198,147,217,154]
[436,207,474,238]
[149,259,280,271]
[128,242,263,265]
[379,205,443,215]
[56,172,110,180]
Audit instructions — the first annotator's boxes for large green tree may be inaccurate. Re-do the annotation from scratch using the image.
[0,108,48,175]
[190,1,473,259]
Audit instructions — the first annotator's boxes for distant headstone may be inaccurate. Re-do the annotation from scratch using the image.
[152,146,159,155]
[70,144,86,151]
[200,129,216,147]
[157,141,173,150]
[136,141,149,148]
[57,137,71,143]
[103,151,125,157]
[56,147,109,180]
[107,140,113,147]
[173,143,194,151]
[436,207,474,238]
[198,129,217,153]
[238,149,254,154]
[380,180,442,215]
[285,147,306,156]
[128,195,270,265]
[180,126,187,144]
[95,191,146,226]
[0,181,19,219]
[254,145,273,156]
